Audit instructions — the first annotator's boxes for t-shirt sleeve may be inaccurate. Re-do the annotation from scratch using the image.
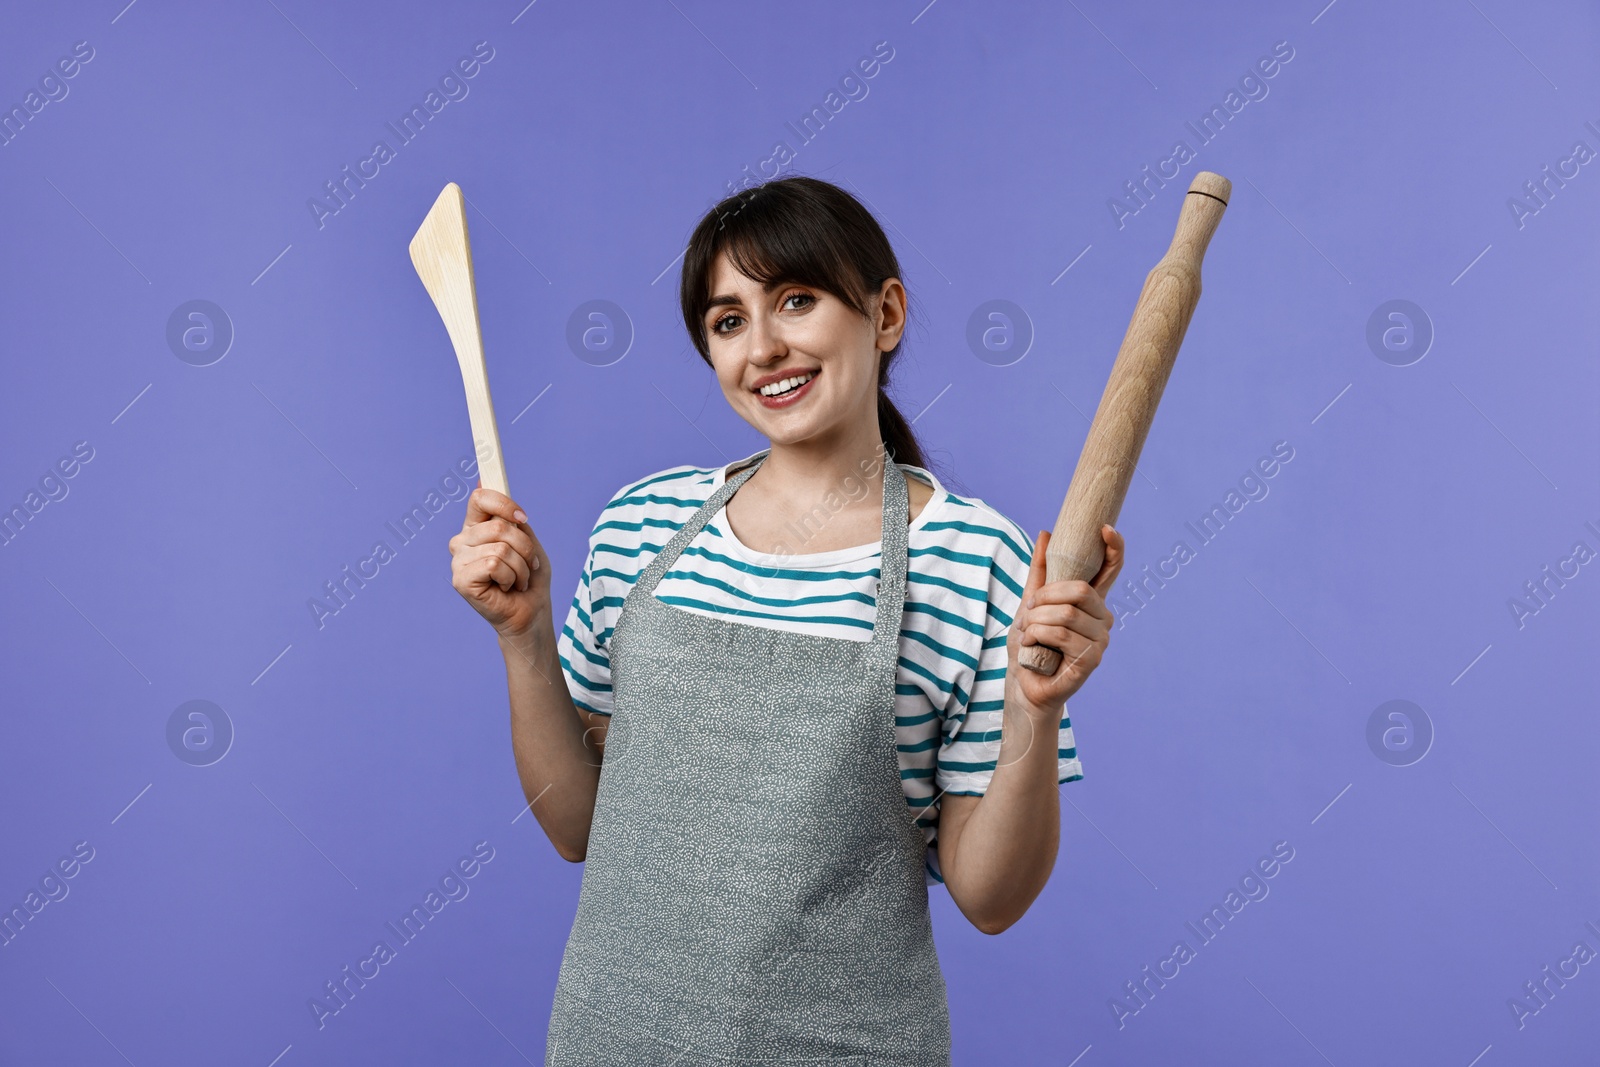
[555,464,712,717]
[933,515,1083,795]
[557,518,615,718]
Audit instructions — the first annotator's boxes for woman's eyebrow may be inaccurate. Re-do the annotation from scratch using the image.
[705,279,792,311]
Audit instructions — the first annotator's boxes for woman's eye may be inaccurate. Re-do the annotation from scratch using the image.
[711,293,811,335]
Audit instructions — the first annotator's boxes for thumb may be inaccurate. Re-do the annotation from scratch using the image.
[1021,530,1051,611]
[1089,523,1125,598]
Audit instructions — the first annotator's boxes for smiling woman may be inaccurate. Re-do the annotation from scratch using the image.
[448,175,1125,1066]
[683,176,928,478]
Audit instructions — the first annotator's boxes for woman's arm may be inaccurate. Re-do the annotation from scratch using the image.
[936,525,1124,934]
[450,486,603,863]
[497,629,604,863]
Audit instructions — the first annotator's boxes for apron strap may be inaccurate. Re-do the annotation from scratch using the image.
[632,447,911,656]
[872,457,910,657]
[631,457,764,601]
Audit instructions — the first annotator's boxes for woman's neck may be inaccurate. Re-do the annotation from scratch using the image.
[723,421,898,556]
[750,424,890,500]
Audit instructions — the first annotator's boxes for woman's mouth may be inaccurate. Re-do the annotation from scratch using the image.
[755,370,818,409]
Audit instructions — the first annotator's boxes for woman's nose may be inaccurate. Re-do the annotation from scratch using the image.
[745,314,786,364]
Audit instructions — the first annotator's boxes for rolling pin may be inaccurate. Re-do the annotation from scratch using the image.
[409,182,511,498]
[1019,171,1230,675]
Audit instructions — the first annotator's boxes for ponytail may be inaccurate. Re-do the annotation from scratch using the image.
[877,385,925,471]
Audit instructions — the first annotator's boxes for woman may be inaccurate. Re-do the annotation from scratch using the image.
[449,176,1124,1065]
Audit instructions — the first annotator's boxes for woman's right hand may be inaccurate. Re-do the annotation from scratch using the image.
[449,485,552,643]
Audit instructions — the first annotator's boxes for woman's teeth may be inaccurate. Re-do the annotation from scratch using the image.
[759,371,816,397]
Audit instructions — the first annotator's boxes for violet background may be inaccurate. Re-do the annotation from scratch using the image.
[2,1,1597,1064]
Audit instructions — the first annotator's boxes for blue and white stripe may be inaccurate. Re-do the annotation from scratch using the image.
[558,453,1083,884]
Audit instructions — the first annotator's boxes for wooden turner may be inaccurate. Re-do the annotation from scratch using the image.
[409,182,511,498]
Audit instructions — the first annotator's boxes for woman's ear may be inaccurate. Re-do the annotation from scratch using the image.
[875,278,908,352]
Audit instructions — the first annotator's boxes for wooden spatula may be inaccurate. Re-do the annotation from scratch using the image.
[409,182,511,498]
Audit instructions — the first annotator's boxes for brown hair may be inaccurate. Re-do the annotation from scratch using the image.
[679,175,927,470]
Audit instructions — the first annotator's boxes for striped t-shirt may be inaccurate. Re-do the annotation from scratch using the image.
[557,450,1083,885]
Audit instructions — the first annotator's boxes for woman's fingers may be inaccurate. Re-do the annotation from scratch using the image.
[483,551,526,594]
[1026,579,1113,626]
[452,517,539,568]
[464,484,529,530]
[1015,531,1111,649]
[452,484,542,595]
[1010,527,1120,704]
[1022,602,1108,644]
[1021,623,1101,668]
[455,542,530,594]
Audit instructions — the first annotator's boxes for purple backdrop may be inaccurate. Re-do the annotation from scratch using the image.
[3,1,1597,1064]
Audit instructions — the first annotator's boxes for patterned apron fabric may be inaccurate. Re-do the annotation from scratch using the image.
[546,453,951,1066]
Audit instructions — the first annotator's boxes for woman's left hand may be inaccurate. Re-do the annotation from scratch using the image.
[1006,525,1126,717]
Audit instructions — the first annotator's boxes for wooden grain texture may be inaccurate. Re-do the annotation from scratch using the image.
[409,182,510,498]
[1019,171,1230,676]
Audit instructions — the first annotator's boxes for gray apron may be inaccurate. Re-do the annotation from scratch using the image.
[547,452,951,1065]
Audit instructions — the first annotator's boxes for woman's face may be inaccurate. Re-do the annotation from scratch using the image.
[702,250,905,450]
